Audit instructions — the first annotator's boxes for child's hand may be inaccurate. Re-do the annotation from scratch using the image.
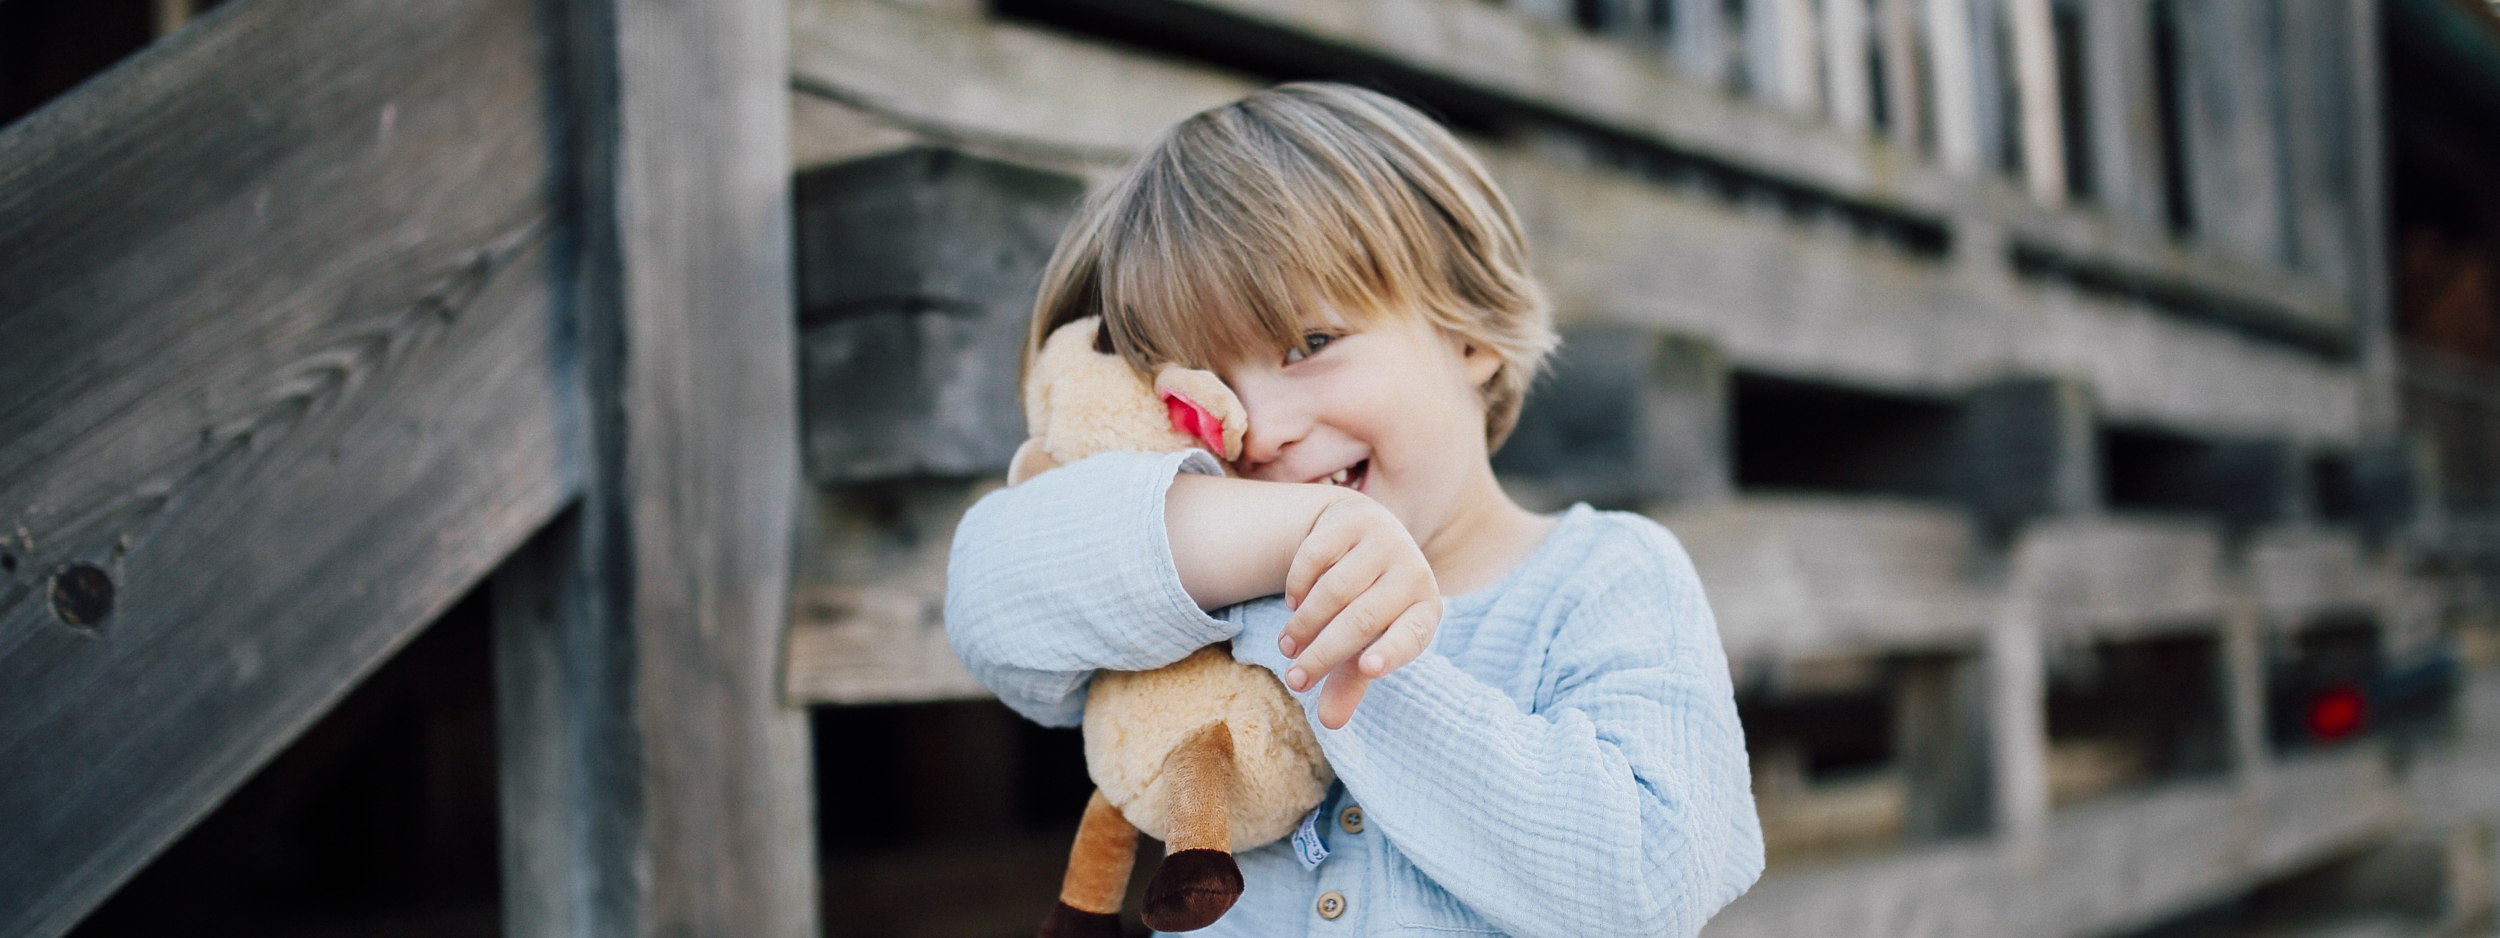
[1279,493,1442,729]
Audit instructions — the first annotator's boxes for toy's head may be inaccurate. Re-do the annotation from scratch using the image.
[1012,316,1244,484]
[1022,82,1558,451]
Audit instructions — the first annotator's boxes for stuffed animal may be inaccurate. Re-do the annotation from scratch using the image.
[1012,316,1335,937]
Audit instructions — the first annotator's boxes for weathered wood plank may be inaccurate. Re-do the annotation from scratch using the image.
[0,0,574,931]
[1822,0,1874,132]
[1670,0,1730,87]
[1963,0,2012,174]
[784,481,993,704]
[1704,743,2408,937]
[2080,0,2167,227]
[1877,0,1925,152]
[973,0,2350,344]
[2170,0,2294,268]
[2006,0,2066,204]
[1923,0,1983,171]
[491,0,818,933]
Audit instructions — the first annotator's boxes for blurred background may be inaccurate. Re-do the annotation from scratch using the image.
[6,0,2499,935]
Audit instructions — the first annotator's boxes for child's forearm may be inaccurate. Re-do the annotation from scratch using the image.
[1164,473,1348,610]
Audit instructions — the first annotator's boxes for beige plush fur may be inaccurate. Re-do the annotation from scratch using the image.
[1016,315,1334,847]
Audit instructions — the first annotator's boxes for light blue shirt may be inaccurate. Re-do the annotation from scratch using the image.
[945,450,1764,937]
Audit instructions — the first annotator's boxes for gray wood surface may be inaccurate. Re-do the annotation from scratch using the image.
[0,0,575,932]
[1704,743,2409,937]
[2171,0,2294,268]
[850,0,2356,435]
[2079,0,2167,226]
[490,0,819,933]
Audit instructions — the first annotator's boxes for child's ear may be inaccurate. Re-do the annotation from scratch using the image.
[1460,340,1502,389]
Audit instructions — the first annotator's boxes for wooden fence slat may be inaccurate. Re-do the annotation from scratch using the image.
[489,0,819,932]
[1878,0,1926,152]
[2080,0,2165,227]
[1924,0,1982,171]
[1671,0,1730,87]
[0,0,575,932]
[2172,0,2294,267]
[1823,0,1874,132]
[2007,0,2066,204]
[2276,0,2357,294]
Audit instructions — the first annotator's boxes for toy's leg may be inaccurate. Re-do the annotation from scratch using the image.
[1039,789,1136,938]
[1141,721,1244,933]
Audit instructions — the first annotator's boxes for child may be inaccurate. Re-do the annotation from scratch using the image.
[946,82,1763,937]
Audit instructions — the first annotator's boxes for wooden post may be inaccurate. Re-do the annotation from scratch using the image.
[1823,0,1874,132]
[1960,376,2098,529]
[1878,0,1927,152]
[2171,0,2294,266]
[2080,0,2166,224]
[2006,0,2066,204]
[1778,0,1824,113]
[0,1,576,933]
[1965,0,2012,174]
[1672,0,1730,87]
[1510,0,1573,27]
[1893,654,1996,841]
[493,0,819,933]
[2341,0,2400,436]
[2218,592,2273,804]
[1988,583,2051,863]
[2277,1,2358,301]
[1924,0,1982,171]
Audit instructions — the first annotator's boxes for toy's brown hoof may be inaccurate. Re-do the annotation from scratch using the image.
[1038,901,1124,938]
[1141,848,1244,932]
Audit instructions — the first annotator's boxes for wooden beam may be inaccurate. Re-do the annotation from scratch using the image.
[1706,743,2407,937]
[1823,0,1875,132]
[492,0,818,933]
[2170,0,2294,268]
[2006,0,2066,204]
[1893,655,1995,840]
[786,0,2368,435]
[0,0,574,932]
[1776,0,1823,113]
[1877,0,1926,152]
[1671,0,1730,87]
[1963,0,2012,174]
[1923,0,1983,171]
[2080,0,2167,226]
[2342,0,2401,436]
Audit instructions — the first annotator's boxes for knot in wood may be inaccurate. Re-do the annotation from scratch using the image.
[49,563,114,629]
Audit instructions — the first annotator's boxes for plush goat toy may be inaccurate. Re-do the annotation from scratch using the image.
[1012,316,1334,937]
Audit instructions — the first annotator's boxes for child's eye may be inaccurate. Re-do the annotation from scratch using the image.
[1284,332,1335,364]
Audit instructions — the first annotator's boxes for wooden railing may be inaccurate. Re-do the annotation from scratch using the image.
[0,0,818,934]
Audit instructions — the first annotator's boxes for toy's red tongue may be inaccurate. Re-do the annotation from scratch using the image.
[1164,391,1225,454]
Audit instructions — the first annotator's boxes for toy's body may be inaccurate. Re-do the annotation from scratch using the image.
[1014,316,1333,936]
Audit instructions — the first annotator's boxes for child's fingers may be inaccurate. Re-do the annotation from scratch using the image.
[1283,515,1361,613]
[1315,662,1370,730]
[1286,576,1405,691]
[1356,599,1441,678]
[1281,549,1380,660]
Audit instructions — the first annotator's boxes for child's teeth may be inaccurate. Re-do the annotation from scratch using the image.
[1329,468,1349,485]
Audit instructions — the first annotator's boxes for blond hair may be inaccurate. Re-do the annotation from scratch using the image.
[1027,81,1557,450]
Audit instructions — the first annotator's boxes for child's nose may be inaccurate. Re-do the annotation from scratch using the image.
[1232,384,1307,477]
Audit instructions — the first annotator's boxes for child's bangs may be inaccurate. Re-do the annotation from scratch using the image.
[1096,202,1395,375]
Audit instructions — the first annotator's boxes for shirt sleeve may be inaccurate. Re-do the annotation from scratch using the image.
[1228,521,1765,937]
[944,449,1240,727]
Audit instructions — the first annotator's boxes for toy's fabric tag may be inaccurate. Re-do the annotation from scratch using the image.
[1292,805,1330,870]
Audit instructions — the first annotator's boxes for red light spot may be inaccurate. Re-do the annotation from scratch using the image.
[2307,685,2366,741]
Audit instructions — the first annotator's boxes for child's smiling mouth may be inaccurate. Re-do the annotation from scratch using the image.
[1323,459,1370,493]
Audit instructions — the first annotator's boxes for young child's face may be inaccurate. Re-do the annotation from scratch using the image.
[1214,303,1504,547]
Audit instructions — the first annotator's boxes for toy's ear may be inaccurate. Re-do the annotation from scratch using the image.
[1154,366,1246,462]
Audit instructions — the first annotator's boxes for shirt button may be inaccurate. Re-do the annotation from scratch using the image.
[1337,805,1365,835]
[1317,890,1348,920]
